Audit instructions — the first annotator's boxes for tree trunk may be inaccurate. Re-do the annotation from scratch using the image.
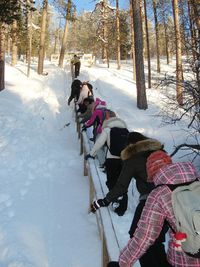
[188,1,197,61]
[132,0,148,110]
[0,24,5,91]
[161,4,170,64]
[139,0,145,59]
[172,0,184,105]
[190,0,200,30]
[11,20,18,66]
[53,29,58,54]
[116,0,121,70]
[72,11,77,51]
[38,0,48,74]
[58,0,71,68]
[144,0,151,88]
[129,0,136,80]
[27,2,33,77]
[153,0,160,73]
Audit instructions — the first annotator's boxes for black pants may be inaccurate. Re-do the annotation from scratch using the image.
[74,62,80,77]
[105,158,128,215]
[105,158,122,190]
[129,199,172,267]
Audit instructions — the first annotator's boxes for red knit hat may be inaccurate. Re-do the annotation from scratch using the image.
[146,150,172,182]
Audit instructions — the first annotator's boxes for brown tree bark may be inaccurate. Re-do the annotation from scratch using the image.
[58,0,71,68]
[38,0,48,74]
[153,0,161,73]
[27,0,33,77]
[188,1,197,60]
[172,0,184,105]
[0,24,5,91]
[144,0,151,88]
[116,0,121,70]
[11,20,18,66]
[190,0,200,30]
[132,0,148,109]
[129,0,136,80]
[161,2,170,64]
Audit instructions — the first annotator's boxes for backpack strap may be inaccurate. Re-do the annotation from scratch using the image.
[165,179,198,191]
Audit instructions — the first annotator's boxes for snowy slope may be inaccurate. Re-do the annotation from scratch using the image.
[0,61,101,267]
[0,57,198,267]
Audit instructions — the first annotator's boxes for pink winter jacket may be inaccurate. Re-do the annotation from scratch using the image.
[119,162,200,267]
[84,99,107,134]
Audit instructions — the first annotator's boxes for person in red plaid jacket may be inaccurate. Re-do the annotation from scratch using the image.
[109,151,200,267]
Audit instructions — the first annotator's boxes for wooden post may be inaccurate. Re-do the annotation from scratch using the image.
[102,234,109,267]
[83,146,88,176]
[80,133,83,155]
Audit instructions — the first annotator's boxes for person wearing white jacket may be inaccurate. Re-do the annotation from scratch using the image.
[85,116,129,216]
[77,83,92,105]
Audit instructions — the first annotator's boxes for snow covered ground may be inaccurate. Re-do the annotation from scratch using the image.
[0,61,101,267]
[0,57,198,267]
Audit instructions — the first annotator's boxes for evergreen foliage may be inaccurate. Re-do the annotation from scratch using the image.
[0,0,21,24]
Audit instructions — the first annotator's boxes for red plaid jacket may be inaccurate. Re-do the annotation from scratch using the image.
[119,162,200,267]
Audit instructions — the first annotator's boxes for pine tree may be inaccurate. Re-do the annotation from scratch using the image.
[0,0,22,90]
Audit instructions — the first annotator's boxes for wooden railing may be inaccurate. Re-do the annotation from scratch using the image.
[75,106,121,267]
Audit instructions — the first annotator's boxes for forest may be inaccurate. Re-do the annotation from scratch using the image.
[0,0,199,159]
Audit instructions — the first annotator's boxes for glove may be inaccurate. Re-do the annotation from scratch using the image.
[81,125,87,132]
[67,98,71,106]
[85,154,95,160]
[107,262,120,267]
[90,198,110,213]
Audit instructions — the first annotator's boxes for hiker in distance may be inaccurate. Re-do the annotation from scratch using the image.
[85,116,129,216]
[107,151,200,267]
[91,132,171,267]
[71,54,81,78]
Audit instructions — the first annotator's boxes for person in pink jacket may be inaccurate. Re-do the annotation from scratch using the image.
[108,151,200,267]
[82,98,112,140]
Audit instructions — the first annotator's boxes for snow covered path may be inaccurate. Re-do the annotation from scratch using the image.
[0,62,101,267]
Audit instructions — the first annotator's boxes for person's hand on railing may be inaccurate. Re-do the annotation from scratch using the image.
[85,154,95,160]
[90,198,110,213]
[81,125,87,132]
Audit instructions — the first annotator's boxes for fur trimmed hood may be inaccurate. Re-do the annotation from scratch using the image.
[121,139,163,160]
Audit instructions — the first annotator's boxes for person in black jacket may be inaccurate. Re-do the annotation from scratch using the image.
[91,132,171,267]
[68,79,82,106]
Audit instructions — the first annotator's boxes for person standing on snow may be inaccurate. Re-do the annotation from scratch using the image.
[71,55,81,78]
[90,132,171,267]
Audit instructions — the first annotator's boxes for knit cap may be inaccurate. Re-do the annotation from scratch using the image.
[146,150,172,182]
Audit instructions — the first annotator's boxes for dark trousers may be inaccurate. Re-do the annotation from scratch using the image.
[74,62,80,77]
[105,158,128,215]
[105,158,122,190]
[129,199,172,267]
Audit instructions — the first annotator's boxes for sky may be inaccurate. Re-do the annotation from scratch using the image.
[73,0,129,13]
[0,55,199,267]
[38,0,129,14]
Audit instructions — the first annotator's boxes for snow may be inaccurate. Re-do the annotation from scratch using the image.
[0,61,101,267]
[0,57,198,267]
